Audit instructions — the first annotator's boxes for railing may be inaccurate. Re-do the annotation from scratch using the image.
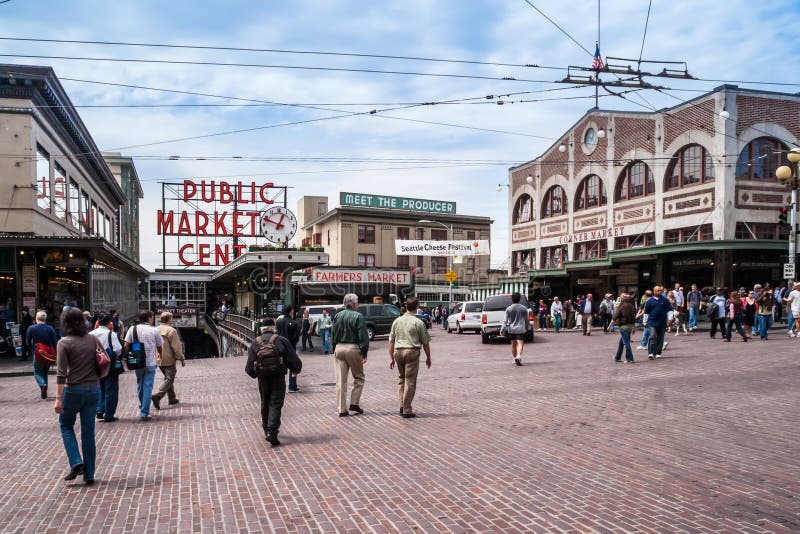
[209,313,256,358]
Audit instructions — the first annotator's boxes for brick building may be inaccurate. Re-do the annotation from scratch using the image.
[507,85,798,299]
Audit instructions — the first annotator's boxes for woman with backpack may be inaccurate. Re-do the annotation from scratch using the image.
[54,308,102,485]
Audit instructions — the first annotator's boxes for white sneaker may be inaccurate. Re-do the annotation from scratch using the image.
[655,355,662,359]
[636,345,645,350]
[513,356,521,366]
[674,332,679,337]
[648,354,655,360]
[663,341,669,349]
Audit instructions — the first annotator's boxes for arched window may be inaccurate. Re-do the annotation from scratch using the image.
[541,185,568,219]
[735,137,789,181]
[616,161,655,201]
[666,144,714,190]
[512,194,534,224]
[574,175,607,211]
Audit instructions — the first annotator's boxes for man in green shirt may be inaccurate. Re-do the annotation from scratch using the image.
[331,293,370,417]
[388,297,432,419]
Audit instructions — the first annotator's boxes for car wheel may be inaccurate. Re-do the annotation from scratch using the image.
[481,332,490,344]
[457,322,463,334]
[366,326,375,341]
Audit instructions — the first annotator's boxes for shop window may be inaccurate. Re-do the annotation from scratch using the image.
[105,215,111,242]
[575,240,608,260]
[397,227,410,240]
[357,225,375,244]
[513,194,534,224]
[415,228,425,239]
[735,137,789,181]
[431,257,448,274]
[664,224,713,243]
[36,146,51,213]
[81,191,91,233]
[467,231,476,240]
[615,232,655,249]
[313,232,322,246]
[91,201,98,235]
[431,229,447,241]
[53,164,67,222]
[735,222,787,240]
[541,245,567,269]
[666,144,714,190]
[68,179,80,230]
[357,254,375,267]
[574,175,607,211]
[541,185,568,219]
[397,255,410,269]
[616,161,655,201]
[416,256,424,269]
[466,257,476,275]
[512,250,533,273]
[327,230,331,246]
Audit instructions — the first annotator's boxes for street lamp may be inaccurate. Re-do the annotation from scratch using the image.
[418,218,454,307]
[776,147,800,285]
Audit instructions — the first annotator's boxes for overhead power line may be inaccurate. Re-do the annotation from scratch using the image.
[521,0,593,56]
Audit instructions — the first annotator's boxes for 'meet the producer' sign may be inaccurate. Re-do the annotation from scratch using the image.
[395,240,490,256]
[340,192,456,214]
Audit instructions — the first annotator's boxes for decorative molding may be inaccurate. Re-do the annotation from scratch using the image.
[540,218,569,238]
[512,225,537,243]
[735,185,792,211]
[663,188,714,219]
[573,210,608,231]
[613,201,655,225]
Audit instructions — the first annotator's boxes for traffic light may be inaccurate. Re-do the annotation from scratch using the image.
[778,206,789,227]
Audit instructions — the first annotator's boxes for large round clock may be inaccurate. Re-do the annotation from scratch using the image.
[260,206,298,245]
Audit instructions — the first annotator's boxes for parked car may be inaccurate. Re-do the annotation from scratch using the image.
[480,294,534,344]
[446,301,484,334]
[334,303,403,340]
[416,309,432,329]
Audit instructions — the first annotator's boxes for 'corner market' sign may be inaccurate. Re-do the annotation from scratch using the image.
[340,192,456,214]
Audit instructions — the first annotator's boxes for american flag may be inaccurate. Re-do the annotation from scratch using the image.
[591,43,604,71]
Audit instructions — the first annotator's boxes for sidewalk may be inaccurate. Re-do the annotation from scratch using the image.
[0,357,51,377]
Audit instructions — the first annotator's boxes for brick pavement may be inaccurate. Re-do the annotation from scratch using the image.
[0,327,798,533]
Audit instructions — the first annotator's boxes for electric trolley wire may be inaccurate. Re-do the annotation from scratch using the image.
[520,0,593,56]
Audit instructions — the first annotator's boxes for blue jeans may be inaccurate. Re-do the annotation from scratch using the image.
[59,385,101,482]
[756,314,773,339]
[33,362,50,388]
[648,325,666,356]
[615,328,634,362]
[688,306,699,328]
[97,374,120,420]
[639,327,650,348]
[135,366,156,416]
[322,330,331,352]
[788,310,794,332]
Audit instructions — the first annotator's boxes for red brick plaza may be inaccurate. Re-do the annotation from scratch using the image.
[0,328,798,533]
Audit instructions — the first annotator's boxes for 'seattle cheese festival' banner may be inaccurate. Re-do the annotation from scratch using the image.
[395,240,490,256]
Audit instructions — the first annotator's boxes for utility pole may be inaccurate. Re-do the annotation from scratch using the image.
[776,147,800,285]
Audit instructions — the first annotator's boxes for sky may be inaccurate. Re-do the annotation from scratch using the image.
[2,0,799,271]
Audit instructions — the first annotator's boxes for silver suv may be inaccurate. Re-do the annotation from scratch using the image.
[480,294,533,344]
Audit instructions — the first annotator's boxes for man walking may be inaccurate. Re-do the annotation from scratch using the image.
[784,282,800,337]
[388,297,431,418]
[643,285,673,360]
[578,293,599,336]
[687,284,703,331]
[19,306,33,361]
[612,293,637,363]
[27,311,58,399]
[500,292,529,366]
[245,318,302,447]
[124,310,162,421]
[599,294,615,333]
[317,308,333,354]
[331,294,369,417]
[89,314,123,422]
[300,309,314,352]
[152,312,186,410]
[276,305,301,392]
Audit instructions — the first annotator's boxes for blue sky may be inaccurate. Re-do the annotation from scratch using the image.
[2,0,799,270]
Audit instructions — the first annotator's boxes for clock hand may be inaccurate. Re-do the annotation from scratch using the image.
[275,214,285,230]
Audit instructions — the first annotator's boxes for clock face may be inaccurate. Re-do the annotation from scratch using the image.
[584,128,597,147]
[260,206,298,244]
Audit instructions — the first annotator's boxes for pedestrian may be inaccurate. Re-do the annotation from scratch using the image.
[331,294,369,417]
[537,300,548,331]
[743,291,757,336]
[574,295,583,330]
[755,288,775,340]
[667,291,688,336]
[550,297,563,333]
[643,285,673,360]
[578,293,598,336]
[123,310,162,421]
[109,309,120,336]
[276,305,301,392]
[564,299,575,330]
[725,291,749,342]
[599,294,615,333]
[300,309,314,352]
[89,314,123,422]
[686,284,703,331]
[708,288,727,339]
[612,293,637,363]
[388,297,432,418]
[500,292,529,366]
[636,290,654,351]
[82,310,92,329]
[783,282,800,337]
[54,308,101,485]
[441,305,449,330]
[152,311,186,410]
[317,308,333,354]
[774,282,787,323]
[673,282,684,312]
[27,310,58,399]
[19,306,33,361]
[245,318,302,447]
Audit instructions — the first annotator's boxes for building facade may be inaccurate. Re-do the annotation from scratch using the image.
[0,65,147,326]
[298,193,493,304]
[508,85,798,299]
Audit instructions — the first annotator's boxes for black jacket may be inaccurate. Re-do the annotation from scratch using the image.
[577,298,599,315]
[245,329,302,378]
[276,315,301,345]
[613,301,637,326]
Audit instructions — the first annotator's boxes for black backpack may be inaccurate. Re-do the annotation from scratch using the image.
[253,334,285,377]
[126,325,147,370]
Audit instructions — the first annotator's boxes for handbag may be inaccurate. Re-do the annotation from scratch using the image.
[125,325,147,370]
[93,337,111,379]
[34,342,57,366]
[108,331,124,375]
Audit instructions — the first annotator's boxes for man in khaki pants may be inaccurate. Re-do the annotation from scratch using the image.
[152,312,185,410]
[389,297,431,418]
[331,294,370,417]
